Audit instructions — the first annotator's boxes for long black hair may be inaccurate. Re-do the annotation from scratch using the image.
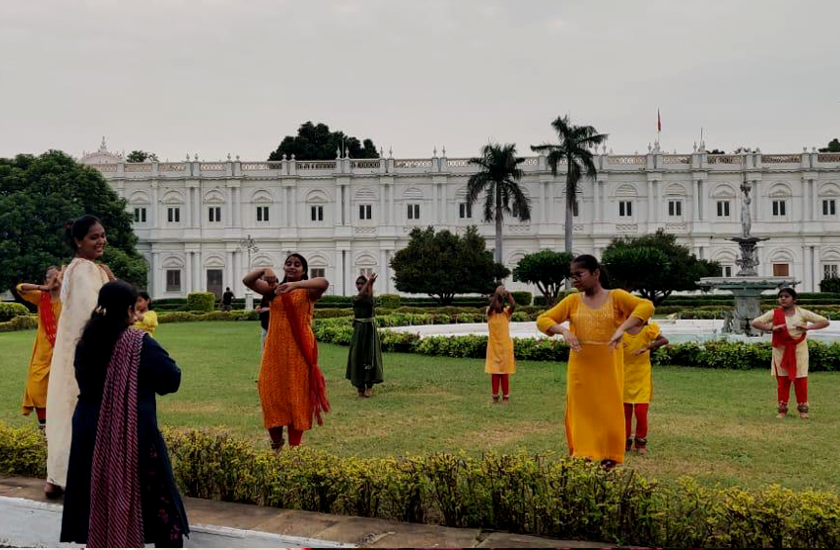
[281,253,309,283]
[138,290,152,310]
[64,215,102,253]
[572,254,611,288]
[75,281,139,376]
[778,287,798,301]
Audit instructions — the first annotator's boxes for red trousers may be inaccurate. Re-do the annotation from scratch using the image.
[777,376,808,404]
[624,403,649,439]
[491,374,510,397]
[269,426,304,448]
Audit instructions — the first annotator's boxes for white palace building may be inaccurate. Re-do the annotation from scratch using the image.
[80,140,840,299]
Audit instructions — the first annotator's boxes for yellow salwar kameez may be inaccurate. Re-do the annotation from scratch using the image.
[537,290,654,464]
[622,322,660,404]
[16,284,62,416]
[134,310,158,336]
[485,307,516,374]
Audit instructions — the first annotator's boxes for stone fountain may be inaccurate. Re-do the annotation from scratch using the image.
[698,180,797,335]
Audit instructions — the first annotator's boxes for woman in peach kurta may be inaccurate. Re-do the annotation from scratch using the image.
[16,267,63,426]
[537,255,654,468]
[243,255,330,450]
[485,285,516,402]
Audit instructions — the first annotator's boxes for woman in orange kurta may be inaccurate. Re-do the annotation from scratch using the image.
[537,255,654,469]
[16,266,63,428]
[243,255,330,450]
[485,285,517,403]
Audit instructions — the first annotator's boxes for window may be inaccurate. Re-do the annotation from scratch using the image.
[619,201,633,217]
[572,200,579,217]
[167,207,180,223]
[668,200,682,217]
[256,206,269,222]
[459,202,472,219]
[723,265,733,277]
[310,267,326,279]
[359,267,374,278]
[773,263,790,277]
[772,200,787,217]
[311,205,324,222]
[407,204,420,220]
[824,264,839,279]
[166,270,181,292]
[359,204,372,220]
[716,200,730,217]
[823,199,836,216]
[133,207,147,223]
[208,206,222,223]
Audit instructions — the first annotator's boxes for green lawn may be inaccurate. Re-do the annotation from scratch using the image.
[2,321,839,493]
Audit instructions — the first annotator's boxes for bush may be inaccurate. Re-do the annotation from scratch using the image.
[820,277,840,293]
[4,423,840,547]
[0,315,38,332]
[313,308,354,319]
[0,302,30,322]
[378,293,401,309]
[187,292,216,312]
[510,291,532,306]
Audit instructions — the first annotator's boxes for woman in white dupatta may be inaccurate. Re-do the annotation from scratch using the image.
[45,215,113,497]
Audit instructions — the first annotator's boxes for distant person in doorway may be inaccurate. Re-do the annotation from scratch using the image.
[221,287,234,312]
[751,287,829,419]
[346,274,384,398]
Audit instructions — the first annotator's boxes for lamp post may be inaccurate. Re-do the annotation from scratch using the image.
[237,234,259,310]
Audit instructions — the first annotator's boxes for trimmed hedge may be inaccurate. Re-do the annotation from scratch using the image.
[378,293,401,309]
[510,291,532,306]
[2,423,839,547]
[0,315,38,332]
[0,302,30,322]
[187,292,216,312]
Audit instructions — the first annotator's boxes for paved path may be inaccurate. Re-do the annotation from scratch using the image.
[0,476,606,548]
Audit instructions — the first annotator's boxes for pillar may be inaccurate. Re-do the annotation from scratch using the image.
[291,186,297,227]
[337,247,345,296]
[693,180,700,222]
[152,252,162,298]
[185,251,193,294]
[343,186,351,226]
[380,188,386,225]
[389,185,395,226]
[752,181,761,222]
[593,181,600,223]
[811,179,818,222]
[813,246,821,291]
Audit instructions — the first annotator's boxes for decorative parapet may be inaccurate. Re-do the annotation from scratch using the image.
[762,154,800,164]
[708,155,742,165]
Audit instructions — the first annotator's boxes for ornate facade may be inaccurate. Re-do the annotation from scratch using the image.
[80,140,840,298]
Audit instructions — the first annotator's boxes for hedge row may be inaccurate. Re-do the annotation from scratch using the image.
[1,423,838,547]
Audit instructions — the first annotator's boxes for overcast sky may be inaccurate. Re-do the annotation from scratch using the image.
[2,0,839,161]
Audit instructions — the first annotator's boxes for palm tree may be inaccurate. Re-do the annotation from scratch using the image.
[467,143,531,265]
[532,115,608,256]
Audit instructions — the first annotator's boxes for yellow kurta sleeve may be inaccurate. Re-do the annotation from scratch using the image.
[647,322,661,340]
[16,284,41,305]
[799,308,828,324]
[537,294,576,335]
[612,289,654,324]
[754,310,774,324]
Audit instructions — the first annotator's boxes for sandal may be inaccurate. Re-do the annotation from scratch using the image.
[363,387,373,398]
[600,459,617,471]
[625,438,633,452]
[634,437,648,456]
[777,401,788,419]
[797,403,809,420]
[491,395,501,404]
[44,482,63,499]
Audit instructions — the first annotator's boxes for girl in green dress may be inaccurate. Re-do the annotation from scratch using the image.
[346,274,384,397]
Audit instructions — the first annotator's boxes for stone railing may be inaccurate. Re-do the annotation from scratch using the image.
[125,164,152,172]
[350,159,381,169]
[762,154,800,164]
[818,153,840,163]
[663,155,690,164]
[199,163,226,171]
[297,161,336,171]
[610,155,646,165]
[708,155,742,165]
[159,163,187,172]
[395,159,433,169]
[446,158,471,167]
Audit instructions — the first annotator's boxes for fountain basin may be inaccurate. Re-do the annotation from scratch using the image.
[698,276,797,335]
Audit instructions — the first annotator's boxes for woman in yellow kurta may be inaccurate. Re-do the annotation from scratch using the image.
[751,287,829,419]
[16,266,63,428]
[485,285,516,403]
[133,291,158,336]
[537,255,654,468]
[623,322,668,455]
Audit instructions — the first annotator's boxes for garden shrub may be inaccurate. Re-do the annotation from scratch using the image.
[187,292,216,312]
[819,277,840,293]
[510,291,532,306]
[0,315,38,332]
[378,293,401,309]
[0,302,30,322]
[3,423,840,548]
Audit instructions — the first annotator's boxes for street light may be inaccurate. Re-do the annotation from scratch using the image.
[237,235,259,310]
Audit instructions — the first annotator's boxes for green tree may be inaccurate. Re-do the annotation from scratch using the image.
[532,116,608,259]
[512,250,574,306]
[819,138,840,153]
[0,150,147,294]
[268,121,378,161]
[466,143,531,264]
[390,226,510,305]
[601,229,719,305]
[126,150,158,163]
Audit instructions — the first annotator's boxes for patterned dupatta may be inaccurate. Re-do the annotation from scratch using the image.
[88,328,145,548]
[280,291,331,425]
[771,307,806,381]
[39,292,58,347]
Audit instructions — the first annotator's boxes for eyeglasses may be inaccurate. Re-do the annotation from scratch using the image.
[570,271,588,280]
